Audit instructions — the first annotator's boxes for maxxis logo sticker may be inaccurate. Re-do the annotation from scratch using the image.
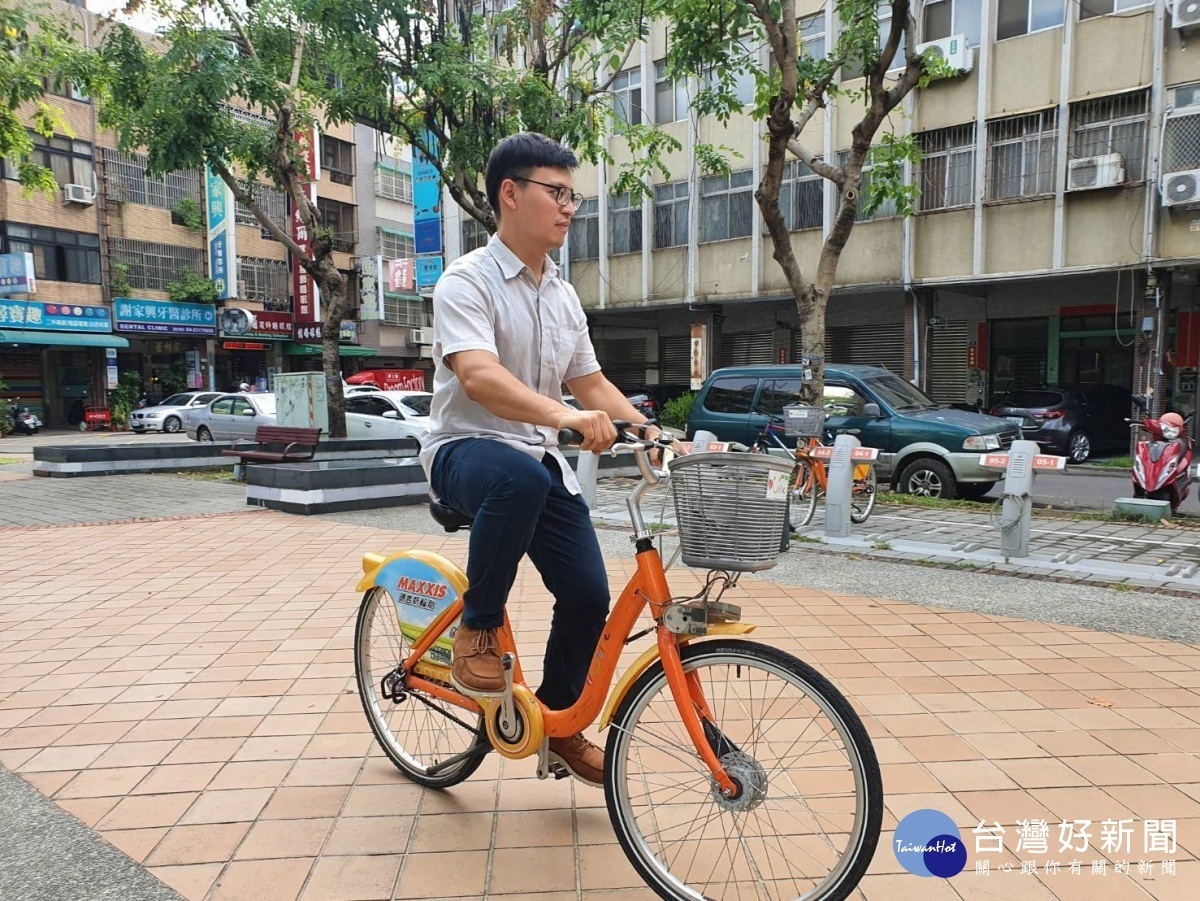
[893,809,967,878]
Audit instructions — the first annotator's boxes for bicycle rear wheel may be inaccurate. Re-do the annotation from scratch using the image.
[605,640,882,901]
[354,587,488,788]
[850,467,877,524]
[788,459,819,530]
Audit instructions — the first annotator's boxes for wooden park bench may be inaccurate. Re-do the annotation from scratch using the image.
[222,426,322,465]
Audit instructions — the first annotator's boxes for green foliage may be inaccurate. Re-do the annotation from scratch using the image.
[166,267,219,305]
[107,371,142,427]
[659,393,695,431]
[110,260,132,296]
[172,197,204,232]
[159,358,189,397]
[0,4,103,198]
[860,133,922,218]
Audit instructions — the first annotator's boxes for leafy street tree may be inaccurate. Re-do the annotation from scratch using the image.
[667,0,936,402]
[100,0,359,436]
[314,0,683,231]
[0,3,104,197]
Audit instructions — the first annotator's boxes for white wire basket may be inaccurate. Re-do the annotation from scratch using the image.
[668,452,793,572]
[783,404,825,438]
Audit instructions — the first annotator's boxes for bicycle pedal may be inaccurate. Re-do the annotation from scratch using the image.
[548,762,570,780]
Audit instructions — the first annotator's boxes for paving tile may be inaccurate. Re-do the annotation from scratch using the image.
[304,853,405,901]
[210,857,314,901]
[58,766,153,799]
[99,792,200,830]
[235,818,334,860]
[178,787,273,824]
[146,822,251,865]
[261,786,351,820]
[99,826,168,863]
[148,863,223,901]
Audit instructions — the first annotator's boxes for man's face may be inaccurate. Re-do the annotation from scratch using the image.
[504,166,576,249]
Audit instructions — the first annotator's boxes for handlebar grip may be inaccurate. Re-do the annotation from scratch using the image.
[558,428,585,445]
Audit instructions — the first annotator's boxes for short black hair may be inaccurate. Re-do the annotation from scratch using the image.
[485,132,578,220]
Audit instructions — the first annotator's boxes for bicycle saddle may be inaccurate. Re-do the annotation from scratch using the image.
[429,500,474,532]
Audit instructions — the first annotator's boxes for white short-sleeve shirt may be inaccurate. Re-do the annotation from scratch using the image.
[419,234,601,493]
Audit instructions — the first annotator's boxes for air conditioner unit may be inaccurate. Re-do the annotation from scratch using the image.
[1067,153,1127,191]
[408,327,433,345]
[62,183,95,206]
[1173,0,1200,31]
[915,34,974,78]
[1161,169,1200,208]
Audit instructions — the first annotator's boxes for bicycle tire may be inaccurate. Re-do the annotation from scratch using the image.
[354,587,489,788]
[789,459,819,529]
[605,639,883,901]
[850,466,877,524]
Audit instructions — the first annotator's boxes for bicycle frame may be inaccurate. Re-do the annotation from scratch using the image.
[364,441,743,793]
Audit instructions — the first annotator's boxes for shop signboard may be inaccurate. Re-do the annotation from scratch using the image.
[218,308,293,340]
[416,256,443,292]
[0,252,35,296]
[388,258,414,292]
[205,163,236,301]
[114,298,217,336]
[0,299,111,332]
[291,127,321,333]
[106,348,119,390]
[294,320,359,344]
[413,131,443,254]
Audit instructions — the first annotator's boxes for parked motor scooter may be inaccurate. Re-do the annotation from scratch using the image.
[8,399,42,435]
[1130,409,1194,514]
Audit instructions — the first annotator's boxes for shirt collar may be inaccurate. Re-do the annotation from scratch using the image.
[487,233,559,283]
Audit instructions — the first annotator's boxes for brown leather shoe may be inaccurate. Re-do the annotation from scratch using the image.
[548,733,605,787]
[450,625,505,696]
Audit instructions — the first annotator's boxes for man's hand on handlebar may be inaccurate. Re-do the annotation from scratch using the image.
[558,409,618,453]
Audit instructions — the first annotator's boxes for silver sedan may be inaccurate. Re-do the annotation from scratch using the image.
[186,393,277,442]
[130,392,220,434]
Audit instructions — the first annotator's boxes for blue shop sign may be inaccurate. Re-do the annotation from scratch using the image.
[415,256,443,291]
[0,299,111,332]
[114,298,217,336]
[0,252,35,296]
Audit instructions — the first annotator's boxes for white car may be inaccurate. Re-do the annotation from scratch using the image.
[343,384,383,397]
[130,392,220,434]
[186,393,277,442]
[345,390,432,445]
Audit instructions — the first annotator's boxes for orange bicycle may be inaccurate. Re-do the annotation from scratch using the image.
[354,425,883,901]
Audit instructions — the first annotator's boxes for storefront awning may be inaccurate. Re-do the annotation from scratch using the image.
[0,330,130,349]
[284,342,379,357]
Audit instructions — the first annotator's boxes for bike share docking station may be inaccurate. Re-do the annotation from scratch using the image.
[979,440,1066,557]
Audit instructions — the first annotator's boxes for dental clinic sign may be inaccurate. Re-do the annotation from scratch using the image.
[114,298,216,336]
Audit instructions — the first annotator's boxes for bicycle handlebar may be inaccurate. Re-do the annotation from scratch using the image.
[559,420,676,486]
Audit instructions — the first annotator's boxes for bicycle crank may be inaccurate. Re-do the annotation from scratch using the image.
[478,654,544,759]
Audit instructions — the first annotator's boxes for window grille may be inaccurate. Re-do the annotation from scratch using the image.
[100,148,202,210]
[1070,91,1148,182]
[986,109,1058,200]
[237,257,290,308]
[109,238,205,292]
[376,163,413,202]
[916,125,976,211]
[382,293,425,327]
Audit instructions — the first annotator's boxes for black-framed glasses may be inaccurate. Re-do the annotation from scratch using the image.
[511,177,584,210]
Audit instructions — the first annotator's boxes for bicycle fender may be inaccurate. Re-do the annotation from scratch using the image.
[355,549,469,596]
[598,623,756,730]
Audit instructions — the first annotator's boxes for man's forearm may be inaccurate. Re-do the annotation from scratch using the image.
[459,359,570,428]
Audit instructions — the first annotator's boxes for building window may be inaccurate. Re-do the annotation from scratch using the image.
[234,181,288,238]
[569,197,600,261]
[703,57,756,107]
[320,136,355,185]
[653,182,689,248]
[922,0,983,47]
[1079,0,1151,18]
[778,160,824,230]
[799,13,827,58]
[1070,91,1148,182]
[108,238,205,292]
[916,124,975,211]
[987,109,1058,200]
[382,293,424,327]
[375,163,412,202]
[236,257,290,310]
[461,217,490,254]
[996,0,1066,41]
[44,76,88,103]
[318,199,357,252]
[700,170,755,242]
[98,148,201,210]
[3,224,100,284]
[6,133,94,189]
[842,4,904,81]
[379,228,415,261]
[609,193,642,255]
[836,151,898,221]
[1163,86,1200,173]
[654,60,688,124]
[613,68,642,128]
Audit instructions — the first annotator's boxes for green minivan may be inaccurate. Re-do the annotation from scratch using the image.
[686,364,1021,500]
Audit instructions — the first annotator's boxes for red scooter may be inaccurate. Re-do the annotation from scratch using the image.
[1131,411,1194,514]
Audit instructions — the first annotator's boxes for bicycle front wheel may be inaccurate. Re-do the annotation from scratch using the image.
[788,459,819,530]
[850,466,877,524]
[354,587,489,788]
[605,640,882,901]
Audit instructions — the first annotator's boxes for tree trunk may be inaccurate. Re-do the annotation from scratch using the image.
[313,260,349,438]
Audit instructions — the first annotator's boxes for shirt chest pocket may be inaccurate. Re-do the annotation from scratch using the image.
[553,324,587,375]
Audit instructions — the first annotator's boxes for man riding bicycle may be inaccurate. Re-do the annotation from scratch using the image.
[421,132,664,787]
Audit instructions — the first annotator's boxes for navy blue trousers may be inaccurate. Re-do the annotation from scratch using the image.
[430,438,611,710]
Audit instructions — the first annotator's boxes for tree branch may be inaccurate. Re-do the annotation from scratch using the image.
[213,0,257,62]
[869,0,908,98]
[288,21,307,90]
[212,161,309,262]
[883,8,926,110]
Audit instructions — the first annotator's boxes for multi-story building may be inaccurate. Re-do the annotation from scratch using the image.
[492,2,1200,416]
[0,0,365,424]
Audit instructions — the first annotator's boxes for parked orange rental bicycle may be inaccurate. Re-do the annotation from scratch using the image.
[354,424,883,901]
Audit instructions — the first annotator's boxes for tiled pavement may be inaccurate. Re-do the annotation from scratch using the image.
[3,510,1200,899]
